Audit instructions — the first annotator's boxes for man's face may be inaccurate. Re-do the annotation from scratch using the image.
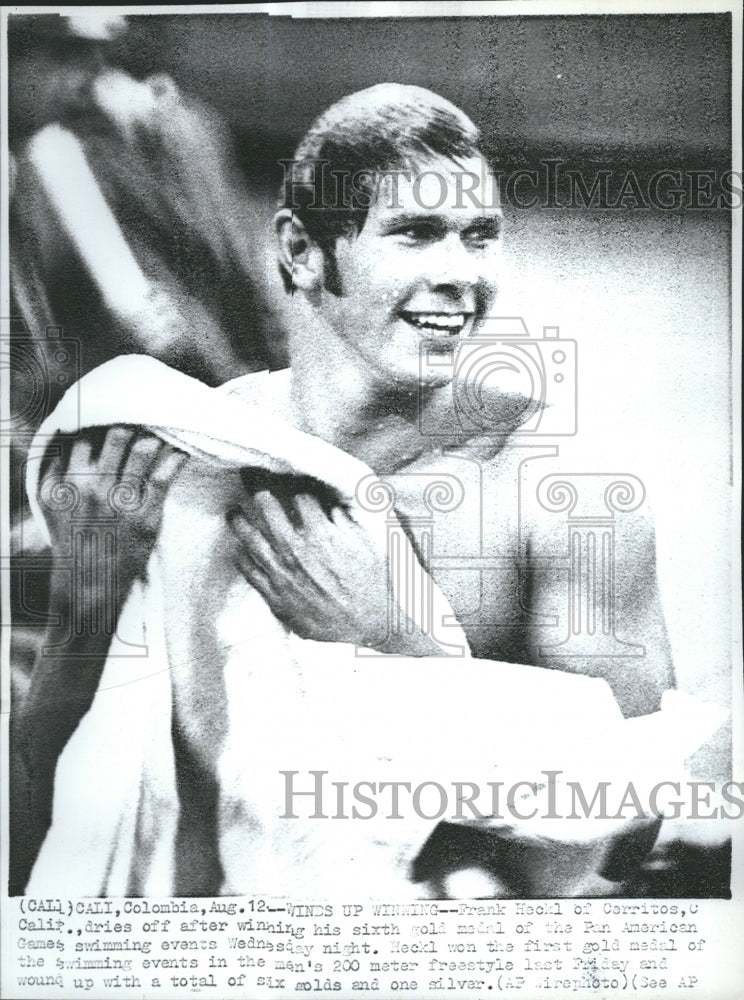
[322,154,503,389]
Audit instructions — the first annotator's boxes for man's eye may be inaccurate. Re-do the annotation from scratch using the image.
[463,224,502,247]
[394,222,441,241]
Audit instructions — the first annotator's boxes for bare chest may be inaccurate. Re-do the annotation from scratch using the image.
[370,452,530,660]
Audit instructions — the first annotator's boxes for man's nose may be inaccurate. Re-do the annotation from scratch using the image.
[428,233,480,293]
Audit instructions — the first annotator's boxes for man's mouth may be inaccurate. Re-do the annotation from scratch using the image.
[400,311,470,336]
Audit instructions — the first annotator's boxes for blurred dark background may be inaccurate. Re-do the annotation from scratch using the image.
[9,12,732,204]
[53,13,731,175]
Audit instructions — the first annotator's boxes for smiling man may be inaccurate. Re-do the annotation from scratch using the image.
[18,83,676,897]
[276,85,500,386]
[226,83,674,706]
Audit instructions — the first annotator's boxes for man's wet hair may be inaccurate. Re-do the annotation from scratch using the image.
[278,83,484,294]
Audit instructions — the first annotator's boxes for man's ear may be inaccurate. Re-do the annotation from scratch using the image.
[274,209,325,294]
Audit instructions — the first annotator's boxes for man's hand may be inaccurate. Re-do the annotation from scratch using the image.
[227,484,441,655]
[36,426,188,650]
[17,427,187,889]
[39,426,187,610]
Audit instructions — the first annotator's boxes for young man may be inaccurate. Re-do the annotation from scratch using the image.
[17,84,674,895]
[227,83,674,711]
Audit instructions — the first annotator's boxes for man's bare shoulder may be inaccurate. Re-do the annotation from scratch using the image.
[474,439,656,558]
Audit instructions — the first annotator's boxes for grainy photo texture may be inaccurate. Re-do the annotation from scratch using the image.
[1,5,740,1000]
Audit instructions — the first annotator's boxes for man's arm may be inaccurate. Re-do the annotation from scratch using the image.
[13,428,186,888]
[523,506,675,718]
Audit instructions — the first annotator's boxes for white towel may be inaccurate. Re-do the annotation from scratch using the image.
[24,356,724,898]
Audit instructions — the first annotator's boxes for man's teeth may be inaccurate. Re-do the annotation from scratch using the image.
[404,313,466,332]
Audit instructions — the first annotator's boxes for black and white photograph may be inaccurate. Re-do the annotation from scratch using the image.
[1,3,741,998]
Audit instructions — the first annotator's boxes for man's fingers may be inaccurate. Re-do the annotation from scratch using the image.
[234,548,276,597]
[38,435,65,485]
[37,439,74,526]
[91,426,186,493]
[85,426,111,463]
[96,426,140,479]
[228,509,287,578]
[232,547,319,639]
[135,444,188,534]
[294,492,335,535]
[39,427,184,536]
[249,491,302,564]
[38,440,67,489]
[120,432,163,483]
[149,445,188,488]
[232,546,295,623]
[40,427,148,490]
[330,504,360,532]
[39,430,90,485]
[59,435,100,486]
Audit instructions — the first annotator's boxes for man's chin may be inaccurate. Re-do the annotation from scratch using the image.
[414,342,459,395]
[368,354,455,394]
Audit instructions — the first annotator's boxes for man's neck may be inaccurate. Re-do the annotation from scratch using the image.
[284,309,518,475]
[288,353,434,475]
